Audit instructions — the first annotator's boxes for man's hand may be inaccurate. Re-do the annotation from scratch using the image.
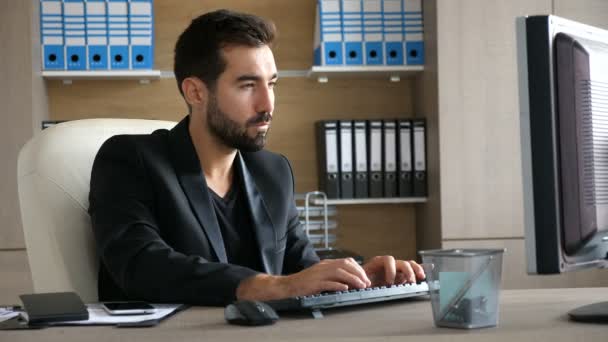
[236,258,371,301]
[362,256,425,287]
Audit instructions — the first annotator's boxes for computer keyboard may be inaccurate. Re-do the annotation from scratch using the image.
[265,281,429,312]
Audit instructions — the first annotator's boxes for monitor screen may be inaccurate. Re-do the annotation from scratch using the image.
[517,15,608,275]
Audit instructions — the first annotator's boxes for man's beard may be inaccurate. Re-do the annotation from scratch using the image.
[206,94,271,152]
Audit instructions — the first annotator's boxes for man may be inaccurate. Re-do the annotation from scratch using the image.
[89,9,424,306]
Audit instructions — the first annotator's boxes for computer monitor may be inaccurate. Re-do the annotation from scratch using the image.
[517,15,608,323]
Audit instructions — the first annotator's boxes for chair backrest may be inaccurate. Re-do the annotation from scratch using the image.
[17,118,177,302]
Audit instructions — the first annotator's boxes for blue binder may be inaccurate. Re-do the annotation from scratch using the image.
[362,0,383,65]
[318,0,343,65]
[85,0,108,69]
[40,0,65,69]
[342,0,363,65]
[107,0,130,69]
[63,0,86,70]
[403,0,424,65]
[129,0,154,69]
[383,0,404,65]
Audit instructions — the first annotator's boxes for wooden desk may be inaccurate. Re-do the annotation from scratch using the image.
[2,288,606,341]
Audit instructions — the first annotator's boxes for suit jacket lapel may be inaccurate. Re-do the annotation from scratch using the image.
[237,153,279,275]
[168,117,227,263]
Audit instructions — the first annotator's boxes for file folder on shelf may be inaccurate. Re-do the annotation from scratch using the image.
[342,0,363,65]
[412,119,427,196]
[40,0,65,70]
[85,0,108,70]
[353,120,369,198]
[382,0,404,65]
[129,0,154,69]
[403,0,424,65]
[362,0,383,65]
[339,120,354,198]
[398,119,413,197]
[316,121,341,199]
[108,0,130,69]
[383,120,398,197]
[63,0,86,70]
[314,0,343,65]
[368,120,383,198]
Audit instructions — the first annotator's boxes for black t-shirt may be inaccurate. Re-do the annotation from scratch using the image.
[210,173,263,272]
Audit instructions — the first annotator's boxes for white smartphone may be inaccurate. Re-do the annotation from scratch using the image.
[101,301,157,315]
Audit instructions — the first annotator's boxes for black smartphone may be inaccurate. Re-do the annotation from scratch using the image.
[101,301,156,315]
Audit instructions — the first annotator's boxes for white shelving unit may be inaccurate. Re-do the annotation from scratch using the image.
[308,65,424,83]
[312,197,427,205]
[42,70,162,84]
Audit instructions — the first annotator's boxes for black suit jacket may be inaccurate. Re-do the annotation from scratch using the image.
[89,116,320,305]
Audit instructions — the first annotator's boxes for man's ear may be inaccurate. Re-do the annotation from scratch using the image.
[181,77,208,109]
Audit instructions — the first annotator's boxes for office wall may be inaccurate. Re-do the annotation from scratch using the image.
[0,0,46,304]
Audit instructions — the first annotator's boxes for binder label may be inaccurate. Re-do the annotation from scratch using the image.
[370,123,382,172]
[340,122,353,172]
[326,130,339,173]
[400,128,412,171]
[354,123,367,171]
[414,125,426,171]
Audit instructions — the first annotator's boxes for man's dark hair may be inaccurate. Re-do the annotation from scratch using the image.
[173,9,276,98]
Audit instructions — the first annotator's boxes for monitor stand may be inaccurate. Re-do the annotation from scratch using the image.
[568,301,608,323]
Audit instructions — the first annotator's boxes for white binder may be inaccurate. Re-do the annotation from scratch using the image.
[383,0,404,65]
[363,0,383,65]
[342,0,363,65]
[129,0,154,69]
[108,0,130,69]
[63,0,86,70]
[40,0,65,69]
[85,0,108,69]
[314,0,344,65]
[403,0,424,65]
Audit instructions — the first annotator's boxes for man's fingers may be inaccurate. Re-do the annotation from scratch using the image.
[344,258,372,287]
[317,281,348,294]
[334,267,368,289]
[395,260,416,283]
[394,272,407,284]
[382,255,397,285]
[409,260,426,280]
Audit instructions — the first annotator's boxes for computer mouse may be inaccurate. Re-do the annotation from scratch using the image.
[224,300,279,326]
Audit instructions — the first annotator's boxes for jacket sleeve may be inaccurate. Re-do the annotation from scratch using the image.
[280,155,321,274]
[89,136,259,306]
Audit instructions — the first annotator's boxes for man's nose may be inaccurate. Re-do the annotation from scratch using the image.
[255,85,274,114]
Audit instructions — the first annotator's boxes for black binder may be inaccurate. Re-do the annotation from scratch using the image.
[368,120,383,198]
[353,120,369,198]
[20,292,88,325]
[412,119,427,196]
[338,120,354,198]
[383,120,397,197]
[398,119,413,197]
[316,121,340,198]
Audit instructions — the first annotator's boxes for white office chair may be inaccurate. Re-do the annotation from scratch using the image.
[17,118,177,302]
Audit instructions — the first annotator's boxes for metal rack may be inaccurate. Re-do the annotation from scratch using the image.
[296,191,338,251]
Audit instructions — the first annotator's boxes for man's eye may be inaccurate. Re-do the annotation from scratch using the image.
[241,83,255,89]
[269,82,277,89]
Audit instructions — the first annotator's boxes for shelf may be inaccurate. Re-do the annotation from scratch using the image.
[308,65,424,83]
[312,197,427,205]
[42,70,162,84]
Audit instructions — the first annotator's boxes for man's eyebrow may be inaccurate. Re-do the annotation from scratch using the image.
[236,73,278,82]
